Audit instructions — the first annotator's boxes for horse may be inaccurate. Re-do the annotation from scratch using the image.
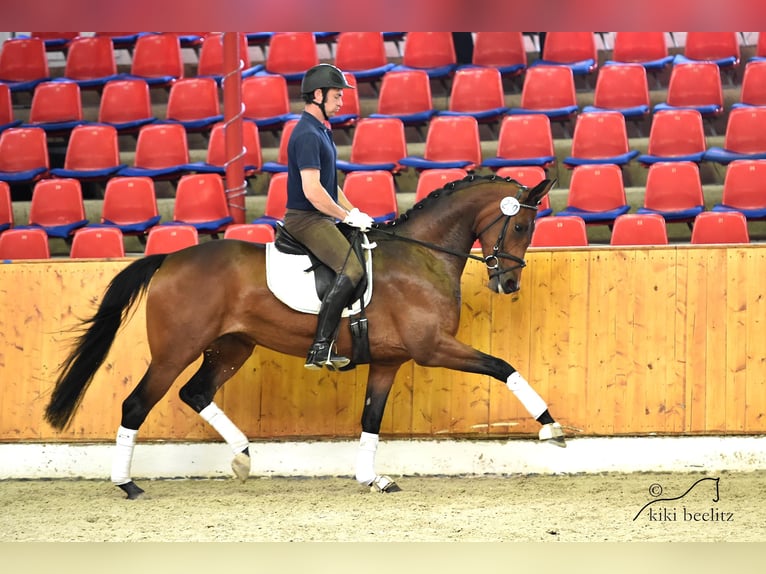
[44,174,565,499]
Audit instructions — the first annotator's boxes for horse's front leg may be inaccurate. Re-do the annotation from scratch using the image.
[356,363,402,492]
[415,336,565,447]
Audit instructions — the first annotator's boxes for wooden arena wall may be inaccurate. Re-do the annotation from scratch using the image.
[1,245,765,443]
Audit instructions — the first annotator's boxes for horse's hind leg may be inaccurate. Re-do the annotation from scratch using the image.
[113,362,189,499]
[178,334,255,482]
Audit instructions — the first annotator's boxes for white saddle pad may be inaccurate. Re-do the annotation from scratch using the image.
[265,234,375,316]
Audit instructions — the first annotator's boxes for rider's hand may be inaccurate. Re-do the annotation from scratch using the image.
[343,208,375,231]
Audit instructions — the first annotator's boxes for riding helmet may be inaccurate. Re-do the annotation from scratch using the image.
[301,63,355,94]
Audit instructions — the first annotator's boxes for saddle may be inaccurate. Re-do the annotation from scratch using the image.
[265,222,375,366]
[273,222,370,305]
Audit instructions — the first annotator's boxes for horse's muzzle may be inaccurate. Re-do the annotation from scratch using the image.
[488,275,520,295]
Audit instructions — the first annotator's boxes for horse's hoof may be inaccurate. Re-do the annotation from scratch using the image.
[117,481,145,500]
[539,422,567,448]
[232,452,251,482]
[369,475,402,493]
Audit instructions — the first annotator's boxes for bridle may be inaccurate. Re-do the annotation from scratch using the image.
[475,192,539,279]
[372,183,539,278]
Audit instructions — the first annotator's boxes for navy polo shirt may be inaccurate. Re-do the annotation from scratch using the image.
[286,111,339,211]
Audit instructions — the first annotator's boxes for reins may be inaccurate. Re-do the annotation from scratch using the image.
[371,188,538,276]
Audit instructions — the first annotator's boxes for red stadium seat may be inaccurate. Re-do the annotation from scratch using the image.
[0,227,50,259]
[27,178,89,238]
[0,37,50,93]
[637,161,705,223]
[144,224,199,255]
[557,164,630,226]
[98,78,156,134]
[483,114,556,170]
[69,226,126,258]
[530,216,588,247]
[170,173,234,235]
[252,172,288,228]
[690,211,750,244]
[609,213,669,246]
[342,170,399,223]
[414,168,468,202]
[399,115,482,171]
[336,117,407,174]
[50,123,126,181]
[638,109,707,165]
[0,126,49,185]
[223,223,276,243]
[101,176,161,236]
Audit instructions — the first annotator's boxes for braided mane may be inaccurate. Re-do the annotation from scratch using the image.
[377,174,525,229]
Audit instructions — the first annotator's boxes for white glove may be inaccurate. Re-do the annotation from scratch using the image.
[343,208,375,231]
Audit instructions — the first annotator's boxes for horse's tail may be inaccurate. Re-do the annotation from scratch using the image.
[44,254,168,430]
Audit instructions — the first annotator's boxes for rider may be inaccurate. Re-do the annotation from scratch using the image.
[283,63,375,371]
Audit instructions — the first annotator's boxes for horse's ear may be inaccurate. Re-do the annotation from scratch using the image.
[529,178,556,204]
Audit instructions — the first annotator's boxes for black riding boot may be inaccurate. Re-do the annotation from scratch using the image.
[305,274,356,371]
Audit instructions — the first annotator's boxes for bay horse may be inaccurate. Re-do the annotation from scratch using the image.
[44,174,565,499]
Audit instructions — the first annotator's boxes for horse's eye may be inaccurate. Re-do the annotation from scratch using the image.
[514,224,525,233]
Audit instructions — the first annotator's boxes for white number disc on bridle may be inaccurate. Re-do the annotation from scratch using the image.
[500,196,521,216]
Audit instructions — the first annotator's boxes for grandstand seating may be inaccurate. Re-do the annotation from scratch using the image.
[5,30,766,252]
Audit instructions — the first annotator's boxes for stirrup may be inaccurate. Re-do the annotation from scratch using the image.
[304,342,350,371]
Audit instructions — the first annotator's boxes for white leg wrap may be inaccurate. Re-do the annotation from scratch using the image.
[355,432,379,485]
[506,371,548,420]
[199,402,250,454]
[111,426,137,485]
